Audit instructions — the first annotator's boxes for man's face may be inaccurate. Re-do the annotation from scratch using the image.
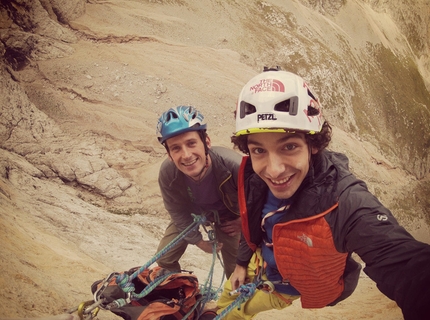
[247,132,317,199]
[166,131,211,180]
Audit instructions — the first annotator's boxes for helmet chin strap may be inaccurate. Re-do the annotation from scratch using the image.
[189,153,208,184]
[308,144,314,166]
[187,131,210,183]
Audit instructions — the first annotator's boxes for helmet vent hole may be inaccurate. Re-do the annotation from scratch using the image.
[307,105,320,116]
[166,111,179,122]
[240,101,256,119]
[274,97,298,116]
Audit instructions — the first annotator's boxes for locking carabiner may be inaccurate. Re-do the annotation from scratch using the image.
[76,299,101,320]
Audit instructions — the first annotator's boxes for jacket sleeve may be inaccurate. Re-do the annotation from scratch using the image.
[235,233,254,266]
[218,147,242,191]
[335,181,430,319]
[158,159,202,244]
[207,147,242,219]
[235,156,261,267]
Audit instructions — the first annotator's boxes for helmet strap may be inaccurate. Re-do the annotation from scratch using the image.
[188,131,211,184]
[192,154,209,184]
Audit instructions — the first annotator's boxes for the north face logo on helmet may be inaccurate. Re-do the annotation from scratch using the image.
[249,79,285,93]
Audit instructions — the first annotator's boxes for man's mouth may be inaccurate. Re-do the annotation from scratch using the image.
[182,158,198,166]
[270,175,293,185]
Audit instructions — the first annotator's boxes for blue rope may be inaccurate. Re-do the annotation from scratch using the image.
[189,225,226,318]
[103,213,241,319]
[110,273,174,308]
[198,242,225,303]
[106,214,207,309]
[214,283,257,320]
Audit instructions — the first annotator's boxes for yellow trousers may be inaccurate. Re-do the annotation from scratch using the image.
[216,249,300,319]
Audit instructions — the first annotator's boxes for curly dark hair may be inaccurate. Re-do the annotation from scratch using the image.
[231,121,332,155]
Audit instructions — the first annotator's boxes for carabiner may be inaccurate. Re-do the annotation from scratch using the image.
[207,229,216,241]
[77,300,100,320]
[257,280,275,293]
[93,272,119,304]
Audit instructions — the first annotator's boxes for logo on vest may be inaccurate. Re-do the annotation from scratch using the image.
[377,214,388,221]
[298,233,313,247]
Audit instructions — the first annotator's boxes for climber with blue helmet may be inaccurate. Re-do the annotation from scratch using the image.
[155,106,242,279]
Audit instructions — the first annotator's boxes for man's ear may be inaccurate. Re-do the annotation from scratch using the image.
[205,135,212,149]
[311,146,318,154]
[163,144,173,161]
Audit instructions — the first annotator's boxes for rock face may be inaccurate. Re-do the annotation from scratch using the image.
[1,0,429,180]
[43,0,86,23]
[1,0,78,66]
[0,0,429,319]
[0,63,135,200]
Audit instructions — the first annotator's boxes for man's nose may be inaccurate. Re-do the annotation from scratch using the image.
[181,146,192,158]
[266,153,285,178]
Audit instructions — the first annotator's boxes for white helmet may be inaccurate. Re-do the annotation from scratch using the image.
[235,69,324,136]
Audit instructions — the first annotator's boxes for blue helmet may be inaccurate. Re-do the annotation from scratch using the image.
[156,106,207,144]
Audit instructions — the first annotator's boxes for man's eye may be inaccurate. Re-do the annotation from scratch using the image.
[285,144,296,151]
[252,147,264,154]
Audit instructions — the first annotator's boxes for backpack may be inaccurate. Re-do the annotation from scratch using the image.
[91,266,202,320]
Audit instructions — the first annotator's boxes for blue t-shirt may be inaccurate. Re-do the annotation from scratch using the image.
[261,189,300,295]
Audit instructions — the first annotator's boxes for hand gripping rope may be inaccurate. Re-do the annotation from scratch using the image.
[212,254,276,320]
[213,282,258,320]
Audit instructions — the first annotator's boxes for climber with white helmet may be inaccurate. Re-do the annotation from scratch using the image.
[155,106,242,279]
[214,68,430,319]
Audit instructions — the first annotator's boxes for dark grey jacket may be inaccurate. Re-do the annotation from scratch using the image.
[237,150,430,319]
[158,146,241,244]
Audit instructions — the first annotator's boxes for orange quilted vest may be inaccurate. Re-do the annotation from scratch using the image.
[272,204,348,308]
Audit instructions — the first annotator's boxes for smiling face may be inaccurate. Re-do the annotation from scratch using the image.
[247,132,317,199]
[165,130,211,181]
